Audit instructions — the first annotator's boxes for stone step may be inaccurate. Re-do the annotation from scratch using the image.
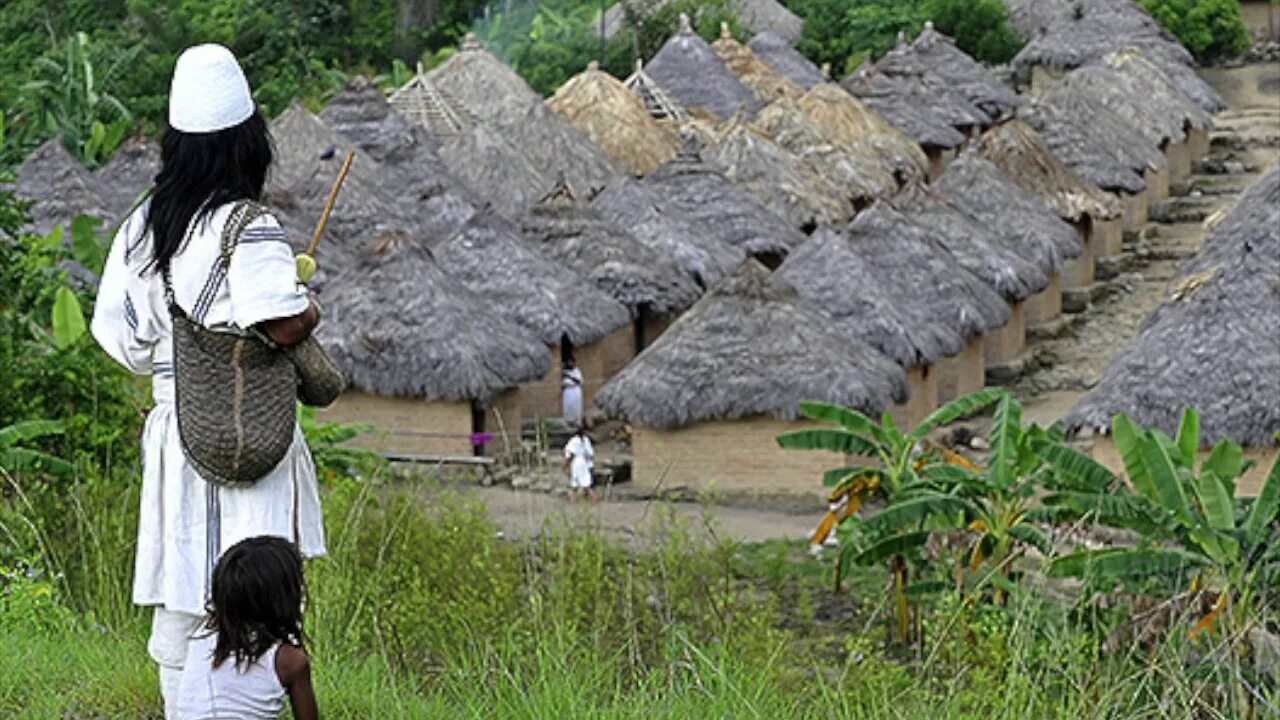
[1192,157,1260,176]
[1149,197,1218,223]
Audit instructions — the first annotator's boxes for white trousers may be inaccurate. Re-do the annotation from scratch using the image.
[149,607,203,720]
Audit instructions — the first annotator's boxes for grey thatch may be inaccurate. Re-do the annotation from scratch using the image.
[796,83,929,180]
[423,34,622,195]
[844,202,1011,338]
[748,32,827,89]
[14,138,112,235]
[1001,0,1075,38]
[909,22,1021,121]
[432,208,631,345]
[319,234,550,402]
[755,97,894,205]
[1054,63,1184,150]
[870,38,991,131]
[777,226,964,366]
[643,136,804,259]
[977,118,1120,222]
[591,177,743,288]
[1178,167,1280,278]
[95,136,159,220]
[712,23,805,103]
[934,147,1082,273]
[319,76,480,243]
[389,65,472,137]
[645,14,764,120]
[890,182,1049,302]
[1031,79,1166,182]
[1018,95,1147,194]
[594,259,908,428]
[603,0,804,45]
[521,180,702,316]
[435,120,556,221]
[623,59,688,122]
[547,61,681,177]
[1101,48,1212,132]
[841,67,967,150]
[705,113,852,228]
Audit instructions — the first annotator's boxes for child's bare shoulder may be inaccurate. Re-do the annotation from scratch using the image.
[274,643,310,686]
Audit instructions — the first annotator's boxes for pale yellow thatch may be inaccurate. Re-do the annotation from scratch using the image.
[796,83,927,181]
[755,97,895,203]
[548,61,681,176]
[712,23,804,104]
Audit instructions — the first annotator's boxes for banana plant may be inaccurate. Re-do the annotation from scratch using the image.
[0,420,73,478]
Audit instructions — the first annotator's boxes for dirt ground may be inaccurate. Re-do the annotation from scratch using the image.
[456,62,1280,546]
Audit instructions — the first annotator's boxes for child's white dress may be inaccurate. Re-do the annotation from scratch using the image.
[564,434,595,489]
[175,633,286,720]
[561,366,584,426]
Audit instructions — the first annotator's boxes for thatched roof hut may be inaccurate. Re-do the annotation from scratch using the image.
[623,59,688,122]
[796,83,928,181]
[777,227,964,367]
[95,136,159,220]
[14,138,112,235]
[389,65,472,138]
[844,202,1011,339]
[547,61,681,177]
[1100,48,1212,133]
[755,97,895,205]
[747,32,827,89]
[712,23,804,104]
[645,14,764,120]
[422,34,622,195]
[642,136,804,262]
[595,259,907,428]
[1178,167,1280,278]
[869,39,991,132]
[591,177,743,288]
[933,147,1082,273]
[908,22,1021,121]
[1001,0,1075,38]
[704,113,851,228]
[602,0,804,45]
[841,66,970,150]
[890,182,1049,302]
[977,118,1121,223]
[319,234,550,402]
[1054,64,1183,151]
[521,179,702,317]
[435,121,555,221]
[432,208,631,346]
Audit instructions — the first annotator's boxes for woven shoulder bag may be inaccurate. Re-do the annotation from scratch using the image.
[164,202,301,487]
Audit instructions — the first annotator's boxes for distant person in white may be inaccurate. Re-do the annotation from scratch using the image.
[561,355,584,426]
[177,536,317,720]
[563,425,596,502]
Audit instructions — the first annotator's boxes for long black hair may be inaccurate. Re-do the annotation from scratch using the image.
[143,110,272,274]
[205,535,306,670]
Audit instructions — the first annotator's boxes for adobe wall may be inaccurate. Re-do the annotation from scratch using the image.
[318,392,473,457]
[1121,188,1149,231]
[1186,126,1211,161]
[937,335,986,402]
[1063,223,1096,288]
[926,147,955,182]
[641,314,675,349]
[1165,137,1191,185]
[1145,165,1170,202]
[485,388,524,455]
[890,363,939,430]
[1092,436,1277,497]
[1242,0,1279,42]
[984,300,1026,365]
[522,326,636,421]
[1025,272,1063,326]
[1090,215,1125,258]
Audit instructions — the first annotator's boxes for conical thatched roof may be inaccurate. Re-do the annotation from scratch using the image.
[712,23,804,104]
[1054,64,1182,150]
[595,259,908,428]
[645,14,764,120]
[95,136,159,220]
[643,136,803,259]
[436,121,555,221]
[623,59,688,122]
[1019,96,1147,194]
[319,76,479,243]
[1032,79,1166,180]
[432,208,631,346]
[319,235,550,402]
[909,23,1021,121]
[14,138,112,235]
[890,182,1049,302]
[755,97,894,204]
[547,61,681,177]
[705,113,851,228]
[1178,168,1280,278]
[778,227,964,367]
[841,66,969,149]
[934,147,1081,273]
[521,180,702,317]
[1001,0,1075,38]
[1101,48,1212,132]
[389,66,473,137]
[591,177,743,288]
[870,39,990,131]
[422,35,622,195]
[748,32,827,89]
[796,83,928,180]
[602,0,804,45]
[845,203,1011,338]
[977,118,1120,222]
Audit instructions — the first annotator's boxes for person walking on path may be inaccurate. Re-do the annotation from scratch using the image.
[563,425,596,502]
[91,44,326,719]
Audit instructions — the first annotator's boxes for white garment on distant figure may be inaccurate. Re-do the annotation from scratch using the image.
[91,201,327,618]
[564,434,595,489]
[561,366,584,426]
[175,632,286,720]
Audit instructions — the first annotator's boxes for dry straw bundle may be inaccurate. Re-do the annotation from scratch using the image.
[711,23,804,104]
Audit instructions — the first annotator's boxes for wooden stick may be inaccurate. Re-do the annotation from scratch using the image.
[307,150,355,257]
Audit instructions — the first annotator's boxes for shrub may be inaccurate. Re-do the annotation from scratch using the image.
[924,0,1024,64]
[1139,0,1251,61]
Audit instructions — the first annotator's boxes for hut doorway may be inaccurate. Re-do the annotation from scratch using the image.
[634,303,650,355]
[754,250,786,271]
[470,400,486,457]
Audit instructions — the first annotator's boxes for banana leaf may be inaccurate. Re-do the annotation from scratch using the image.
[910,388,1005,441]
[1049,547,1207,579]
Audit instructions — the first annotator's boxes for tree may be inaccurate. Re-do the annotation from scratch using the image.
[1139,0,1250,62]
[924,0,1023,65]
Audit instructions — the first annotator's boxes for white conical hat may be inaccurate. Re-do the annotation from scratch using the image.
[168,44,255,133]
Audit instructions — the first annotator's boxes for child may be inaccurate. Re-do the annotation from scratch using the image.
[176,536,318,720]
[563,424,596,503]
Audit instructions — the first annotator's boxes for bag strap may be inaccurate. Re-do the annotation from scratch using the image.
[162,200,269,311]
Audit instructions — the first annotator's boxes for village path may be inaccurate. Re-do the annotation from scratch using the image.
[455,62,1279,547]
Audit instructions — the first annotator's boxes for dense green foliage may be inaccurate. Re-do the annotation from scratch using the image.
[1139,0,1251,62]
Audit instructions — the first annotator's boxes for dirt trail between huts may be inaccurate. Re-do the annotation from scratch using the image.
[449,62,1279,547]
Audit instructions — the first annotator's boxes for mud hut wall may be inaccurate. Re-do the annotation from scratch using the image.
[926,147,955,182]
[630,416,835,496]
[1241,1,1279,42]
[1092,436,1277,498]
[1063,224,1096,288]
[1186,125,1211,160]
[890,363,939,429]
[486,388,525,452]
[984,300,1026,366]
[640,313,676,349]
[1165,137,1192,184]
[523,344,566,420]
[318,392,474,457]
[521,329,633,419]
[1090,215,1125,257]
[1121,187,1150,230]
[1145,165,1170,202]
[1030,66,1067,96]
[1025,272,1064,326]
[937,335,986,402]
[595,325,639,383]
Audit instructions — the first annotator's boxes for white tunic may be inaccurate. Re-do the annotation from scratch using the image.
[564,435,594,489]
[175,633,286,720]
[561,366,584,426]
[91,202,326,617]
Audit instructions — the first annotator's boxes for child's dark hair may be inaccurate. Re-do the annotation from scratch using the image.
[205,535,305,670]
